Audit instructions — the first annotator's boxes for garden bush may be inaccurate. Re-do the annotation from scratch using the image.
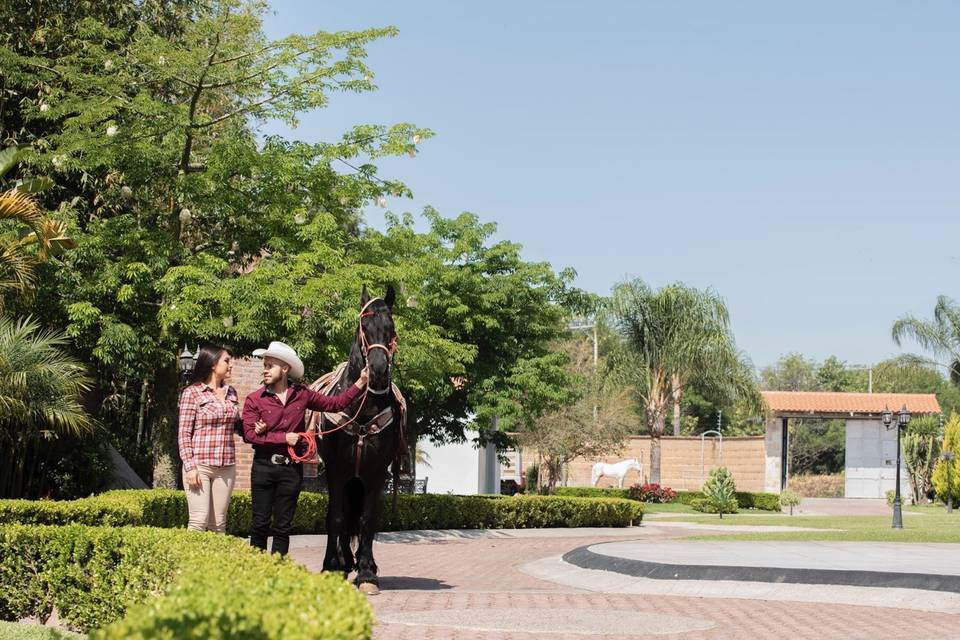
[551,487,630,500]
[627,483,677,503]
[779,489,801,515]
[0,490,643,532]
[0,524,371,638]
[787,473,845,498]
[696,467,738,517]
[555,486,779,510]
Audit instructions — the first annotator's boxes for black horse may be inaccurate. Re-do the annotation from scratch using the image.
[308,285,404,595]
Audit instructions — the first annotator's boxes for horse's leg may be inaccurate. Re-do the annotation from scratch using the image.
[322,477,350,575]
[354,478,385,593]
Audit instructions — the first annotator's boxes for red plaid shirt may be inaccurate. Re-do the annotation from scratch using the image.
[178,382,240,471]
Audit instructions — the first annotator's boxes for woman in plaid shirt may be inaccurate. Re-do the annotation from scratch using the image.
[178,345,240,533]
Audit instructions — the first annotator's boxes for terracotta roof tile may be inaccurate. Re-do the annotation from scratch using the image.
[761,391,940,416]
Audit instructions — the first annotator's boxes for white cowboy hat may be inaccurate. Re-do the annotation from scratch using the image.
[252,341,304,379]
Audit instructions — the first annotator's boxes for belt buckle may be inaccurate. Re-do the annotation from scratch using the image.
[270,454,288,465]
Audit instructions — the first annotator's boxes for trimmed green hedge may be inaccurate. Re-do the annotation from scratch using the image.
[0,524,371,638]
[0,490,642,533]
[552,487,631,500]
[553,486,780,511]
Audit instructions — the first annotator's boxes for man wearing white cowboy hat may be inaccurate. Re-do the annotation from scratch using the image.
[242,341,368,555]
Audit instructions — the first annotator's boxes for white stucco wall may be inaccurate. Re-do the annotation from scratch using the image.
[418,438,478,494]
[845,419,910,499]
[764,417,783,493]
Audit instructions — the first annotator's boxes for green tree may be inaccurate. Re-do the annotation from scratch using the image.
[892,296,960,384]
[698,466,738,518]
[0,146,73,298]
[932,414,960,504]
[759,353,818,392]
[0,316,94,497]
[519,328,634,491]
[903,415,939,504]
[610,280,756,483]
[870,356,960,417]
[1,0,429,484]
[350,209,583,448]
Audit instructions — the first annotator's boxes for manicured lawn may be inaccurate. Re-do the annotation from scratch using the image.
[0,622,83,639]
[641,502,700,514]
[658,503,960,543]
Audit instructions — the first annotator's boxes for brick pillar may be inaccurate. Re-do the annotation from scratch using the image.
[231,357,262,491]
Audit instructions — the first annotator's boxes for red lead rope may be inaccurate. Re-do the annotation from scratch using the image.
[287,431,318,463]
[286,384,371,462]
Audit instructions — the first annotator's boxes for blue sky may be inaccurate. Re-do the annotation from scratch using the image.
[262,1,959,370]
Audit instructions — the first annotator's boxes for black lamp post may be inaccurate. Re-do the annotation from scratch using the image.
[883,405,911,529]
[178,345,197,385]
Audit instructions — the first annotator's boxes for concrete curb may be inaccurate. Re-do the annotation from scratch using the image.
[562,543,960,593]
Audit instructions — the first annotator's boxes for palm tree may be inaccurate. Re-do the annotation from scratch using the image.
[0,145,75,295]
[610,279,758,483]
[892,296,960,383]
[0,316,94,497]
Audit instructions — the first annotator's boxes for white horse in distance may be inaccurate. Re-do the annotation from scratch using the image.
[591,458,644,488]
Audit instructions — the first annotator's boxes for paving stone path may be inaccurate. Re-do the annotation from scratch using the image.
[288,524,960,638]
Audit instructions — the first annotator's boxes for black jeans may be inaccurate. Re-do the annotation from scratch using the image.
[250,457,303,555]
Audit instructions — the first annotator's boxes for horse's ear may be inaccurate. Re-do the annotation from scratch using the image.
[384,285,396,309]
[361,285,370,306]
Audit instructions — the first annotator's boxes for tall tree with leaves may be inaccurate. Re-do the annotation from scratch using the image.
[519,327,634,491]
[892,296,960,383]
[0,316,94,497]
[1,0,429,485]
[610,279,757,483]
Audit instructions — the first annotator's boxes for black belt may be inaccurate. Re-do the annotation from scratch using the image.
[254,453,297,466]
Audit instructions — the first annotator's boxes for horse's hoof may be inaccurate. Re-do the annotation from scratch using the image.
[358,582,380,596]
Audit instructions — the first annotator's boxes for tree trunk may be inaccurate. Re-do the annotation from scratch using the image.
[648,410,666,484]
[151,363,181,488]
[649,433,662,484]
[671,374,682,436]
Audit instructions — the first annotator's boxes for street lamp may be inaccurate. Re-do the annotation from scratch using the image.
[882,405,910,529]
[178,344,197,385]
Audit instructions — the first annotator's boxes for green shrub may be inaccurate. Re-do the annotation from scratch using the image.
[552,487,630,500]
[734,491,780,511]
[787,473,844,498]
[933,415,960,504]
[779,489,801,515]
[0,490,642,532]
[0,524,372,638]
[699,467,738,518]
[553,486,780,510]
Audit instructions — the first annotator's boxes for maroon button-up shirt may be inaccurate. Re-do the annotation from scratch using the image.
[242,382,362,455]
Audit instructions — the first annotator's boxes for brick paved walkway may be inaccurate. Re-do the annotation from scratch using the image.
[289,529,960,638]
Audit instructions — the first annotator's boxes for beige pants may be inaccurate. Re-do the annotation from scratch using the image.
[183,464,236,533]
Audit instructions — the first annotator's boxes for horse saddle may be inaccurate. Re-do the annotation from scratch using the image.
[306,362,407,438]
[323,405,394,437]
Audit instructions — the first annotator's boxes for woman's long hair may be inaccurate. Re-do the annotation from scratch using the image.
[190,344,228,385]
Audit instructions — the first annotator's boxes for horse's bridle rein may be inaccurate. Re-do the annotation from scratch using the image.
[358,297,395,395]
[308,297,396,442]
